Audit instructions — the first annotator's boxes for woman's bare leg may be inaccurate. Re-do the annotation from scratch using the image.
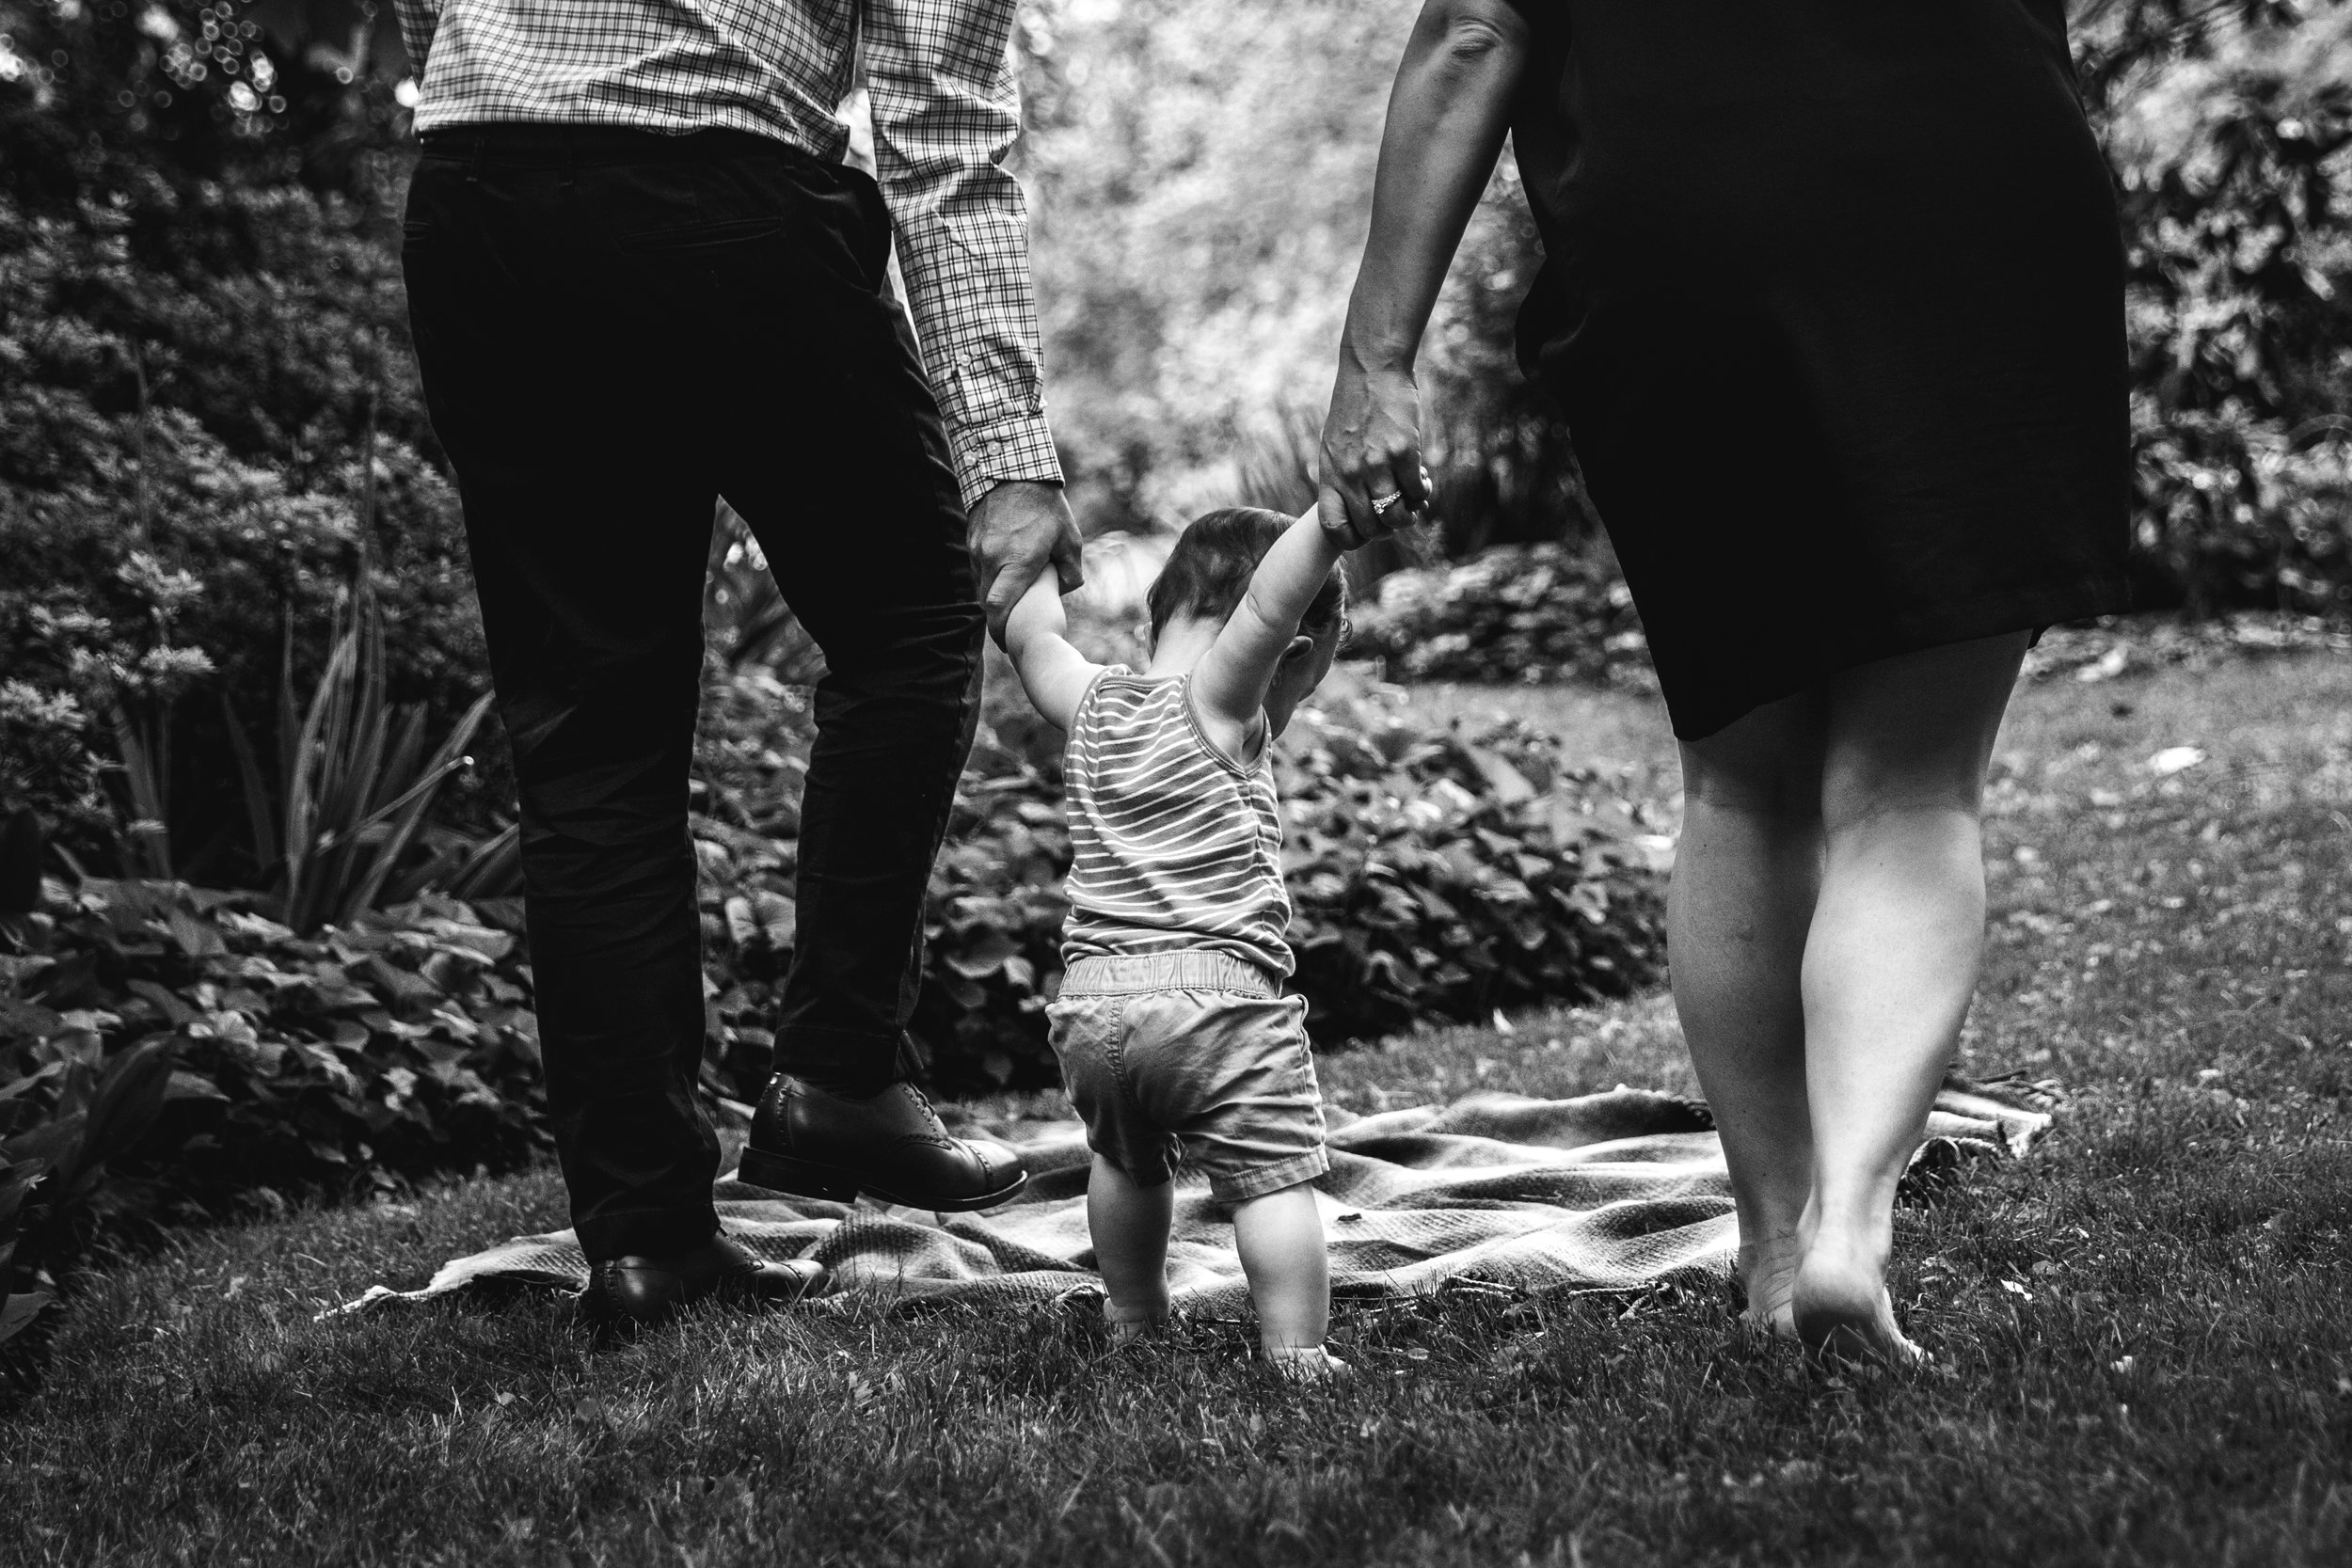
[1672,691,1828,1336]
[1792,631,2029,1362]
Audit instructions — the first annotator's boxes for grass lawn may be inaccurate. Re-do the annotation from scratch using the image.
[8,652,2352,1565]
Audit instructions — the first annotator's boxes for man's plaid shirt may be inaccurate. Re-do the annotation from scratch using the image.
[393,0,1062,509]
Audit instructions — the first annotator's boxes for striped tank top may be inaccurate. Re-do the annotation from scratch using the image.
[1061,668,1293,978]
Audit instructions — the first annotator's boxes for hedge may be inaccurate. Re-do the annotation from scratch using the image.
[1346,543,1655,689]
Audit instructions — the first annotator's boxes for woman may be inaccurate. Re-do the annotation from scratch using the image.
[1322,0,2130,1362]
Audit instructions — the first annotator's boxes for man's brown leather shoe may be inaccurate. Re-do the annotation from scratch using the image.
[738,1076,1027,1211]
[580,1234,826,1330]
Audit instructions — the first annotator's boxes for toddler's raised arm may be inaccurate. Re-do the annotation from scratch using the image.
[1193,506,1407,730]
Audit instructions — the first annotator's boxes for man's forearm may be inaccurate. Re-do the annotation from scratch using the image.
[1343,0,1531,374]
[887,204,1063,506]
[865,0,1062,510]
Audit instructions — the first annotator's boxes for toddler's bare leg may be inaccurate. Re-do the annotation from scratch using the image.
[1089,1154,1172,1338]
[1233,1180,1345,1374]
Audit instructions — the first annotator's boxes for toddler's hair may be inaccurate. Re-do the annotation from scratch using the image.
[1146,507,1349,645]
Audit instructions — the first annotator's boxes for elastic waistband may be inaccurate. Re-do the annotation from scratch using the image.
[1058,952,1279,999]
[416,123,803,166]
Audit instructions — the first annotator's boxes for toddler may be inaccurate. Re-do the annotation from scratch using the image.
[1006,499,1406,1378]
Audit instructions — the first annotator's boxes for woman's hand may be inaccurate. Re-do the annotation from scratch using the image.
[1320,352,1434,545]
[1315,0,1529,546]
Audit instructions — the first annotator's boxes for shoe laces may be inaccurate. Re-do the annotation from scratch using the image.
[902,1082,945,1128]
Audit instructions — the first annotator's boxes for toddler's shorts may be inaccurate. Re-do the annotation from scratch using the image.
[1046,950,1329,1202]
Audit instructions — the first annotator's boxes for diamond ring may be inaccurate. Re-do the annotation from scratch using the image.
[1369,491,1402,515]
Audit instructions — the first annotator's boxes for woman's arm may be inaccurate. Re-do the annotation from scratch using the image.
[1322,0,1532,532]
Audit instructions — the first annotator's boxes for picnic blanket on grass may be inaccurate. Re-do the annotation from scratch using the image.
[331,1080,2053,1320]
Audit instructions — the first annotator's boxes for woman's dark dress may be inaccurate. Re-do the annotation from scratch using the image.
[1510,0,2132,738]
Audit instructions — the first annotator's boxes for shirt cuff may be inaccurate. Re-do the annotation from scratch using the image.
[949,412,1064,514]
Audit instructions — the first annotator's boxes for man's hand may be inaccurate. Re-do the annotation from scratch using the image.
[969,481,1085,646]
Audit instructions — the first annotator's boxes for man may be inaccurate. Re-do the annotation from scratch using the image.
[391,0,1083,1326]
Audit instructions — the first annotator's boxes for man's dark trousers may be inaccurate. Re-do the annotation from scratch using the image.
[401,126,984,1263]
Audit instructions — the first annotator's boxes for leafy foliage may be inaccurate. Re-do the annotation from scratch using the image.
[229,586,498,934]
[1344,544,1654,689]
[2131,412,2352,610]
[1278,674,1667,1041]
[2090,2,2352,611]
[0,193,490,870]
[0,0,485,876]
[0,0,413,213]
[2094,2,2352,426]
[1,879,547,1213]
[0,874,547,1366]
[0,1013,176,1354]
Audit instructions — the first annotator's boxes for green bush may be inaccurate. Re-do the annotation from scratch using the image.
[0,186,489,876]
[2133,409,2352,612]
[0,2,484,875]
[2092,1,2352,614]
[1343,543,1654,689]
[0,1013,176,1356]
[2,880,546,1207]
[1279,680,1666,1040]
[0,877,548,1364]
[227,586,500,934]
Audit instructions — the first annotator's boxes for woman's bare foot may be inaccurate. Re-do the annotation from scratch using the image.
[1264,1343,1353,1382]
[1790,1246,1926,1367]
[1738,1230,1802,1339]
